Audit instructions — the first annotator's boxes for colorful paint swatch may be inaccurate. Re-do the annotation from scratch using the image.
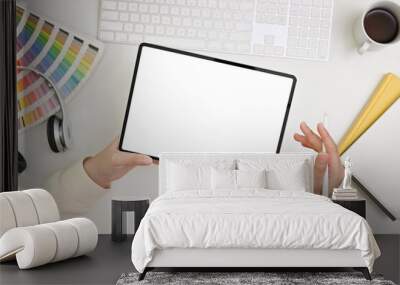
[61,44,99,97]
[16,70,40,94]
[18,21,54,67]
[49,36,83,84]
[16,6,24,26]
[17,13,39,52]
[36,29,68,73]
[16,5,103,132]
[17,81,51,112]
[19,96,59,129]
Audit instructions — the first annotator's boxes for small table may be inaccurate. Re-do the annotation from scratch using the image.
[332,199,366,218]
[112,196,150,242]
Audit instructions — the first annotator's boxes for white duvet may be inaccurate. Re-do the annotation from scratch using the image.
[131,190,380,272]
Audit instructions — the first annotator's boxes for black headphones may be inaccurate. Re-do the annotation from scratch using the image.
[17,66,72,153]
[18,151,27,173]
[46,114,72,152]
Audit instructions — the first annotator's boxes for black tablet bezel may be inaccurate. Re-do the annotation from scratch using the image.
[119,43,297,160]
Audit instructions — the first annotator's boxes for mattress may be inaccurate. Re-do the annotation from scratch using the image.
[131,189,380,272]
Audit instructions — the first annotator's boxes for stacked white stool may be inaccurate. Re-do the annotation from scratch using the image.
[0,189,97,269]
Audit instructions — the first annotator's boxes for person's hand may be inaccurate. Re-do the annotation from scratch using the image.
[83,138,154,188]
[294,122,344,195]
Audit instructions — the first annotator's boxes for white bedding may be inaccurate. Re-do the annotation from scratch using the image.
[131,190,380,273]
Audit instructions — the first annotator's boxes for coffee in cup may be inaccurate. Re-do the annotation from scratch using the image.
[354,1,400,54]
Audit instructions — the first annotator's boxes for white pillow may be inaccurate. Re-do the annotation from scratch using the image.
[211,169,268,190]
[266,161,308,191]
[167,159,235,170]
[167,163,211,191]
[236,169,268,189]
[211,168,236,190]
[238,158,311,191]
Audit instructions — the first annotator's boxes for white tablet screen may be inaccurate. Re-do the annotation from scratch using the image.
[120,44,296,158]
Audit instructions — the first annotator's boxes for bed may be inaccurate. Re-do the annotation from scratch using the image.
[131,153,380,280]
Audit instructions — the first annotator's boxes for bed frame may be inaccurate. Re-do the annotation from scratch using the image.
[139,248,371,280]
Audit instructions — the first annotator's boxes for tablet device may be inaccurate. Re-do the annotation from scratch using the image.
[120,43,296,159]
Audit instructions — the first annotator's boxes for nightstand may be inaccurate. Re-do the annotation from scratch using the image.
[332,199,366,218]
[112,196,150,242]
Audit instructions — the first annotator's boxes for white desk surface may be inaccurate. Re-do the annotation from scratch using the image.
[20,0,400,234]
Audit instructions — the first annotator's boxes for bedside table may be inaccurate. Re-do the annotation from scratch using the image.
[112,196,150,242]
[332,199,366,218]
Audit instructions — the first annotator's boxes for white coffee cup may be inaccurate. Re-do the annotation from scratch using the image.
[353,1,400,54]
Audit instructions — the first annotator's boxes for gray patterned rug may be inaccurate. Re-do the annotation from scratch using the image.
[116,272,396,285]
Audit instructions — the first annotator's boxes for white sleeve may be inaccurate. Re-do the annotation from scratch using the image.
[44,159,108,216]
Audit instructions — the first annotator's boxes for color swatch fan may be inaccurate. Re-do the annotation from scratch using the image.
[16,5,104,131]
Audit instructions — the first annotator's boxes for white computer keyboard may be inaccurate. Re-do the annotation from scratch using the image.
[98,0,334,61]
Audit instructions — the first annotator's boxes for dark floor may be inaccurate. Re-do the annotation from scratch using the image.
[0,235,133,285]
[374,235,400,284]
[0,235,399,285]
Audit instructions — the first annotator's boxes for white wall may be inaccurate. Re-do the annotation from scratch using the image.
[18,0,400,233]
